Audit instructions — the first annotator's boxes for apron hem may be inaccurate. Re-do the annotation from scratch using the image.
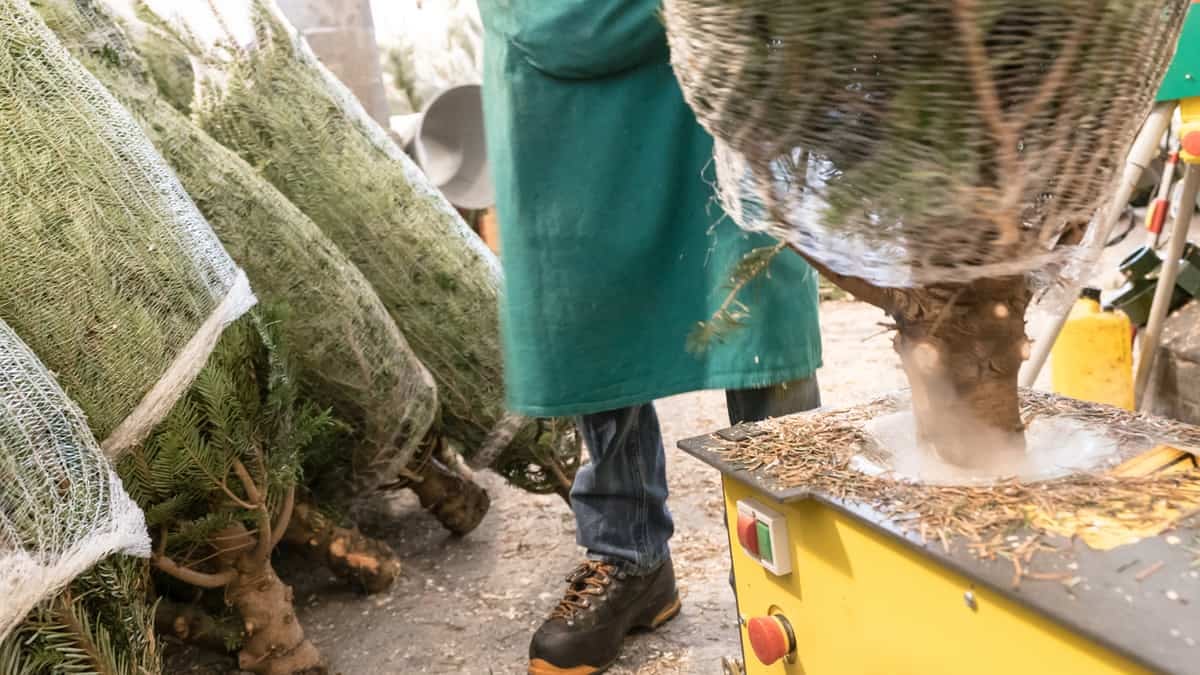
[506,361,822,418]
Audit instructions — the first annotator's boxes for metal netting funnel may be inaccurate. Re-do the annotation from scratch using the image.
[663,1,1189,287]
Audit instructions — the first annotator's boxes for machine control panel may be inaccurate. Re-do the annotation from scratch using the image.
[735,498,792,575]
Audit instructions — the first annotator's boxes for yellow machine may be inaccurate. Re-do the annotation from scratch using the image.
[679,428,1200,675]
[1051,289,1135,410]
[681,17,1200,674]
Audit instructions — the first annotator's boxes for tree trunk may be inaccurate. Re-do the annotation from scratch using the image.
[216,525,325,675]
[409,456,491,535]
[795,247,1031,467]
[890,276,1031,467]
[283,500,402,594]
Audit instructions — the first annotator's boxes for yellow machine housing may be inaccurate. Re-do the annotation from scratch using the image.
[722,479,1146,675]
[678,430,1200,675]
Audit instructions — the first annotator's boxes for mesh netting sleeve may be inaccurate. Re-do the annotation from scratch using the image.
[0,318,150,642]
[179,0,549,466]
[663,1,1188,287]
[0,0,255,456]
[36,0,439,491]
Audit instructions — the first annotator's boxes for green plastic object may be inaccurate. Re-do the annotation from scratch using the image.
[1109,279,1160,326]
[756,522,774,564]
[1177,260,1200,297]
[1158,4,1200,102]
[1119,245,1163,281]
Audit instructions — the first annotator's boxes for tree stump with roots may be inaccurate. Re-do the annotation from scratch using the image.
[804,251,1033,467]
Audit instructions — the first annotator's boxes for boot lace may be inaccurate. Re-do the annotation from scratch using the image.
[549,561,616,620]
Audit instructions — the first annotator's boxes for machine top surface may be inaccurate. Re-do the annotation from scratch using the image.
[679,425,1200,675]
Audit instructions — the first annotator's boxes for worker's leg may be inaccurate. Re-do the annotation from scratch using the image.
[530,403,680,674]
[571,403,673,571]
[726,373,821,425]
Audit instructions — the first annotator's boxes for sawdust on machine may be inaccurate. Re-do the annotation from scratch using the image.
[717,391,1200,557]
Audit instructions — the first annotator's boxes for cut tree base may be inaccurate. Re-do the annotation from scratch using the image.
[283,500,403,594]
[892,275,1032,467]
[155,598,234,654]
[796,246,1032,467]
[410,456,492,536]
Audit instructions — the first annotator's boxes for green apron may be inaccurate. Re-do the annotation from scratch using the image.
[479,0,822,417]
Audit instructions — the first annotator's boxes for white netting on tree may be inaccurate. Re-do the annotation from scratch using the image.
[0,318,150,642]
[134,0,580,495]
[663,1,1188,288]
[37,0,438,493]
[0,0,255,456]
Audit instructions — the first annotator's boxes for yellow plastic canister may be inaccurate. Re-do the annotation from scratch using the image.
[1050,289,1134,410]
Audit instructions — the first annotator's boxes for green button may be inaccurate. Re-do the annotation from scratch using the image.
[756,522,773,564]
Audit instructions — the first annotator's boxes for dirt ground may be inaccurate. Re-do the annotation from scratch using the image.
[257,300,904,675]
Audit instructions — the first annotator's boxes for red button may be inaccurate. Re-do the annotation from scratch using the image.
[1184,130,1200,158]
[747,615,793,665]
[737,513,760,556]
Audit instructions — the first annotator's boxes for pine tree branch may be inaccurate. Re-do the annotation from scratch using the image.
[688,241,786,353]
[545,455,572,505]
[231,458,263,505]
[951,0,1017,174]
[153,554,235,589]
[785,244,898,313]
[52,591,115,675]
[270,484,295,549]
[718,241,784,318]
[951,0,1022,245]
[229,458,273,564]
[188,451,255,511]
[1014,21,1083,132]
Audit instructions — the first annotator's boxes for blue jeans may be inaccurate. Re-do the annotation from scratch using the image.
[570,376,821,575]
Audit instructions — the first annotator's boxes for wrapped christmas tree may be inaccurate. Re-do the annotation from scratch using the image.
[119,310,332,674]
[142,0,579,497]
[664,0,1187,465]
[0,0,254,457]
[0,318,149,644]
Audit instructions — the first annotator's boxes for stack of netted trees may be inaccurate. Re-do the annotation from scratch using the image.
[1,0,579,672]
[36,0,491,541]
[0,0,251,669]
[664,0,1188,466]
[124,0,580,501]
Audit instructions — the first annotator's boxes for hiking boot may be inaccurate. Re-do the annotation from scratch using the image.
[528,559,681,674]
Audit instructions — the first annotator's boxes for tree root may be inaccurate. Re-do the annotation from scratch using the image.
[409,455,491,536]
[155,598,238,654]
[791,245,1032,467]
[283,499,402,594]
[218,524,325,675]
